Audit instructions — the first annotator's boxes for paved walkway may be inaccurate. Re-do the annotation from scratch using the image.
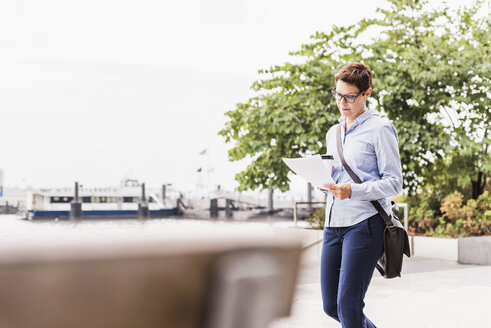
[270,257,491,327]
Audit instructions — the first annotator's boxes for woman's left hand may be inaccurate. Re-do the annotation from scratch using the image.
[323,183,352,200]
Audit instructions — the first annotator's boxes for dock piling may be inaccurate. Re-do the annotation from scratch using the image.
[138,183,149,219]
[162,185,166,203]
[268,187,273,214]
[70,182,82,219]
[225,199,233,219]
[210,199,218,218]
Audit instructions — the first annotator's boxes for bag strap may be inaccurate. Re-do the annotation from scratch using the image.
[336,124,394,227]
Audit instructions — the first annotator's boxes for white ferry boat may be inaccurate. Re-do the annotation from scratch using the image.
[25,179,180,220]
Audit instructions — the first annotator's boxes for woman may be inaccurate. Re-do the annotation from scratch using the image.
[320,62,402,327]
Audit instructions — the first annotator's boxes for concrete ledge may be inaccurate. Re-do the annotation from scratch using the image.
[411,236,459,262]
[294,230,461,264]
[293,230,461,263]
[411,235,491,265]
[281,228,490,266]
[0,227,302,328]
[458,236,491,265]
[289,228,323,263]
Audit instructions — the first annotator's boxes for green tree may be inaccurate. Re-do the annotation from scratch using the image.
[366,0,490,198]
[219,0,490,196]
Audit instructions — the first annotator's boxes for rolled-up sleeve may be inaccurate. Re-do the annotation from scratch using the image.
[350,124,403,201]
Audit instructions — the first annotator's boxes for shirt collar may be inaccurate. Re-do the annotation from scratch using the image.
[337,109,375,126]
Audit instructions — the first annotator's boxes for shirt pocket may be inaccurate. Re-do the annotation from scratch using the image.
[359,142,376,171]
[345,139,372,170]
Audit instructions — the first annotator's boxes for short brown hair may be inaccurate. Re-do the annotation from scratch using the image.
[334,62,372,92]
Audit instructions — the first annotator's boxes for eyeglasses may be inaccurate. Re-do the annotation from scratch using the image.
[331,88,365,103]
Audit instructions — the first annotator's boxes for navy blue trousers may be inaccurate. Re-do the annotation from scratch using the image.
[321,214,385,328]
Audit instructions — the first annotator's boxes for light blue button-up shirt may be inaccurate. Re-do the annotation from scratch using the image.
[324,109,403,227]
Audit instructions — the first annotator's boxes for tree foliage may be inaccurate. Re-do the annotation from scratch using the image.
[219,0,490,196]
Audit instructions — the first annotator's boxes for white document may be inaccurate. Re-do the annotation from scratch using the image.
[282,155,334,188]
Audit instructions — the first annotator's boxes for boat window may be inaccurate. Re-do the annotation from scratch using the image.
[82,197,91,203]
[50,196,74,203]
[123,197,139,203]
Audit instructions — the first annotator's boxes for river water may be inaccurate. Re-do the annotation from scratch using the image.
[0,214,307,247]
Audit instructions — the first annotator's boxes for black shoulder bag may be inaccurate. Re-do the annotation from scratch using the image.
[336,124,410,278]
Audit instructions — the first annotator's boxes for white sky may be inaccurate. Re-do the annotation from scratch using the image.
[0,0,475,193]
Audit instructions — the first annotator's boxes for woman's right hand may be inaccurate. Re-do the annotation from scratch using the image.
[322,183,352,200]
